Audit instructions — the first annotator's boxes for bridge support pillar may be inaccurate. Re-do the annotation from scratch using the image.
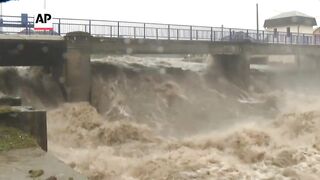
[64,32,92,102]
[211,53,250,89]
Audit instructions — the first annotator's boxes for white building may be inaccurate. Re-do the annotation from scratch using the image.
[264,11,317,34]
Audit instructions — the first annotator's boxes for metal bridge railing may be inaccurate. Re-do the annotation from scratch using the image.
[1,15,320,45]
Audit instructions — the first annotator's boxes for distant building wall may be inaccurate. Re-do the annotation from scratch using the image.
[314,27,320,35]
[266,25,314,34]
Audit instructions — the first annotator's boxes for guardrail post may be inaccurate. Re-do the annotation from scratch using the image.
[168,24,170,40]
[214,31,216,42]
[314,35,316,45]
[117,21,120,38]
[210,27,213,42]
[134,27,136,39]
[190,26,192,40]
[156,28,158,39]
[303,34,305,45]
[273,35,274,44]
[176,29,179,40]
[88,20,91,34]
[246,29,249,38]
[229,28,232,41]
[262,31,264,43]
[285,35,287,44]
[58,18,61,35]
[143,23,146,39]
[221,25,224,41]
[110,26,113,37]
[196,30,198,40]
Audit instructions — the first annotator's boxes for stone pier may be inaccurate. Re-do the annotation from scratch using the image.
[212,53,250,88]
[64,32,92,102]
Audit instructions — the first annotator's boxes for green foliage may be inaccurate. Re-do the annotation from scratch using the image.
[0,106,19,114]
[0,126,37,151]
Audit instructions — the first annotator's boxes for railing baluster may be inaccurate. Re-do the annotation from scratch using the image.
[110,26,112,38]
[221,25,224,41]
[143,23,146,39]
[117,21,120,38]
[196,30,198,40]
[134,27,136,39]
[190,26,192,40]
[168,24,170,40]
[88,20,91,34]
[210,27,213,42]
[177,29,179,40]
[156,28,158,39]
[285,35,287,44]
[58,18,61,35]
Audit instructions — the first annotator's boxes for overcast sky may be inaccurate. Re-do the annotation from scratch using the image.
[1,0,320,29]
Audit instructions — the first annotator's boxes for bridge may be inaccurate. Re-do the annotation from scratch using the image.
[1,14,320,101]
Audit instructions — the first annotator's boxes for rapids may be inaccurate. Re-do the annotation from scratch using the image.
[1,55,320,179]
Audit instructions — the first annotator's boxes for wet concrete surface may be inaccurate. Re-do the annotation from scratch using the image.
[0,148,87,180]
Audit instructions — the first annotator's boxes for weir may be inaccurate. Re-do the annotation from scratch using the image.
[0,32,320,101]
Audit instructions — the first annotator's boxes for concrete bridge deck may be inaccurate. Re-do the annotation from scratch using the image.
[1,14,320,101]
[1,32,320,67]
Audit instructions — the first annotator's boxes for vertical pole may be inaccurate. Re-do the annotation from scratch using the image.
[177,29,179,40]
[214,31,216,41]
[196,30,198,40]
[58,18,61,35]
[88,20,91,34]
[134,27,136,39]
[110,26,112,37]
[221,25,224,41]
[143,23,146,39]
[210,27,213,42]
[285,35,287,44]
[229,28,232,41]
[117,21,120,38]
[156,28,158,39]
[168,24,170,40]
[297,25,300,44]
[190,26,192,40]
[256,3,259,41]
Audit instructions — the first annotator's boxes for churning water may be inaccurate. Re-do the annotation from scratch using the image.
[1,55,320,179]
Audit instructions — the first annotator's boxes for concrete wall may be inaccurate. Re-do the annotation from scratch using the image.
[0,107,47,151]
[266,25,314,34]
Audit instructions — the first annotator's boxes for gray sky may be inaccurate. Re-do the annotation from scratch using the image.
[2,0,320,29]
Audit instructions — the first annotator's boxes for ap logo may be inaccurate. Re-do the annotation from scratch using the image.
[34,13,53,31]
